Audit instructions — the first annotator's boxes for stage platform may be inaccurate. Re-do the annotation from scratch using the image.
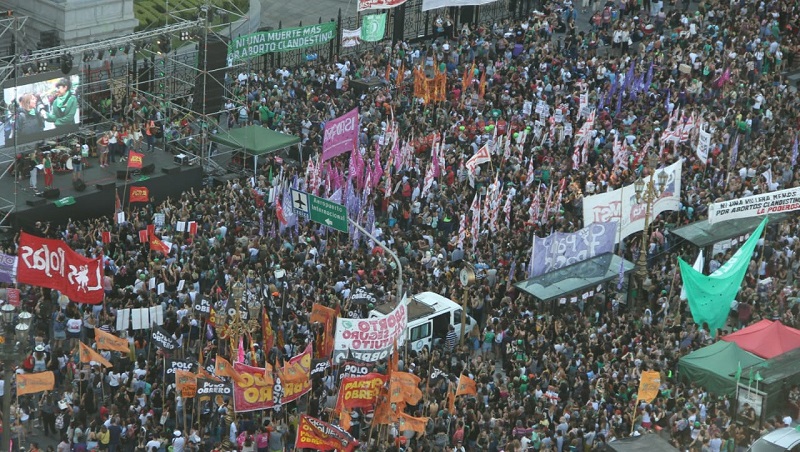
[1,149,203,229]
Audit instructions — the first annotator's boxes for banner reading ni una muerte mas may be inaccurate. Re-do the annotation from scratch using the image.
[228,22,337,62]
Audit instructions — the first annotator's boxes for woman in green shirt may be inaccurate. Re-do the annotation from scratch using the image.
[41,78,78,130]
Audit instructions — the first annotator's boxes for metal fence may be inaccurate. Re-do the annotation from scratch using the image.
[252,0,513,72]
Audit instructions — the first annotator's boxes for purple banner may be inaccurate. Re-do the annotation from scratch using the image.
[322,108,359,161]
[0,253,16,284]
[530,222,618,277]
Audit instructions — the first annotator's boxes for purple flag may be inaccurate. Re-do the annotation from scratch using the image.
[616,255,625,291]
[792,135,798,167]
[729,136,739,170]
[623,60,635,92]
[0,253,16,284]
[529,221,619,277]
[644,62,654,91]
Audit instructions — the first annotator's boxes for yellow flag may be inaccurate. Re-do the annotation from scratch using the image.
[79,342,113,368]
[637,370,661,403]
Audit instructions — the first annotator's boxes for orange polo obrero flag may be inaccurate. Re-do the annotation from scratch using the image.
[390,371,423,405]
[455,374,477,397]
[214,355,244,384]
[17,371,55,395]
[397,412,429,434]
[94,329,130,353]
[175,369,197,397]
[196,367,221,382]
[79,342,113,368]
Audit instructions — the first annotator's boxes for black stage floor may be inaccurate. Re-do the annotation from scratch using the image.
[1,149,203,229]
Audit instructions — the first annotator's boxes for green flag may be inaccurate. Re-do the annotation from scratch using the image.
[680,217,768,336]
[361,13,386,42]
[54,196,76,207]
[754,371,763,382]
[734,361,742,384]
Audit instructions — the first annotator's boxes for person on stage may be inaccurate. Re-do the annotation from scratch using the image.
[42,150,53,189]
[40,78,78,130]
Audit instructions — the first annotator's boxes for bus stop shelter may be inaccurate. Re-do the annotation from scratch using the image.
[670,213,792,248]
[514,253,636,302]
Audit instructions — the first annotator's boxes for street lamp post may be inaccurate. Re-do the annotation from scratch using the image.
[0,303,18,452]
[633,155,669,308]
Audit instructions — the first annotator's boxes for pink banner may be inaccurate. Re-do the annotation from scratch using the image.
[358,0,409,10]
[323,108,359,161]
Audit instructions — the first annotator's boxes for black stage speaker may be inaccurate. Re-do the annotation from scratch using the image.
[42,188,60,199]
[161,166,181,175]
[96,182,116,190]
[192,37,228,115]
[26,198,46,207]
[73,179,86,192]
[141,163,155,175]
[117,170,129,180]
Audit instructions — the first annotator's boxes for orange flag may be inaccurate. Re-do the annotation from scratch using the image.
[79,342,112,368]
[385,61,392,83]
[456,374,477,397]
[175,369,197,397]
[447,383,456,413]
[479,71,487,99]
[390,371,423,405]
[637,370,661,403]
[196,367,221,382]
[389,339,399,375]
[372,392,400,425]
[340,409,352,432]
[94,329,130,353]
[215,356,244,384]
[396,62,405,87]
[397,412,429,434]
[17,371,55,395]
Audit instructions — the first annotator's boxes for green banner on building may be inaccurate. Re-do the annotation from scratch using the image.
[228,22,337,62]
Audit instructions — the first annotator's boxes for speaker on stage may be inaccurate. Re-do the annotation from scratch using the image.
[73,179,86,192]
[117,170,129,180]
[192,37,228,116]
[26,198,46,207]
[96,182,116,191]
[141,163,155,175]
[41,188,60,199]
[161,166,181,175]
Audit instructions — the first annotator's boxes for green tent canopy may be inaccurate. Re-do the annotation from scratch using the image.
[210,126,302,173]
[677,341,765,396]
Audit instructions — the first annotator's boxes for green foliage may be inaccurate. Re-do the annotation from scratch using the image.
[134,0,249,31]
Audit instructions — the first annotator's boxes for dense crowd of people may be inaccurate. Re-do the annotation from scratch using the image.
[3,0,800,451]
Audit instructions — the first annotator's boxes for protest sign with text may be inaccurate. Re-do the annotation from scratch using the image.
[333,298,407,363]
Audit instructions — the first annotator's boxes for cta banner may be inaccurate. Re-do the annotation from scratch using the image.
[333,297,407,363]
[359,0,408,11]
[228,23,337,62]
[582,160,682,243]
[708,186,800,224]
[422,0,501,11]
[295,414,359,452]
[336,373,388,410]
[233,362,311,412]
[530,221,617,277]
[16,232,104,304]
[322,108,359,161]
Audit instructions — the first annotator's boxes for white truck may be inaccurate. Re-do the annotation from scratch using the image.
[370,291,477,353]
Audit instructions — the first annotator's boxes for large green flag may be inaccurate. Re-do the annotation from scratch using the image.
[361,14,386,42]
[680,217,767,336]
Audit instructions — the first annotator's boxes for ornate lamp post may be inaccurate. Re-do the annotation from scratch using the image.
[632,155,669,307]
[0,303,19,452]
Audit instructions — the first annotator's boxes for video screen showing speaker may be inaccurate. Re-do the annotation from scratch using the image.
[2,71,81,148]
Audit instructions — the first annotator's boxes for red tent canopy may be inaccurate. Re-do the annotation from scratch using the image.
[722,320,800,359]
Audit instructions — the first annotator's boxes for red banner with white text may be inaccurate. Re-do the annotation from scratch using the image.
[358,0,408,11]
[16,232,104,304]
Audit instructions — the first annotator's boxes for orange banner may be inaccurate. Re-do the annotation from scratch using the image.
[215,356,244,384]
[397,412,429,434]
[176,369,197,398]
[17,371,55,395]
[637,370,661,403]
[79,342,112,368]
[456,374,477,396]
[390,371,423,405]
[94,329,130,353]
[310,304,336,358]
[233,362,311,412]
[281,344,312,384]
[336,373,388,411]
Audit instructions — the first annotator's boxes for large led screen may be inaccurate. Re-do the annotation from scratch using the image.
[2,71,81,147]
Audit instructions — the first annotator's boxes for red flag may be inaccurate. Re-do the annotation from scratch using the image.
[129,186,149,203]
[187,221,197,235]
[101,231,111,244]
[276,198,288,225]
[138,230,148,243]
[128,151,144,169]
[150,236,170,254]
[147,224,155,238]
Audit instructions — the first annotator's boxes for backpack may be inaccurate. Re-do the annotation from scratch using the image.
[55,413,65,430]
